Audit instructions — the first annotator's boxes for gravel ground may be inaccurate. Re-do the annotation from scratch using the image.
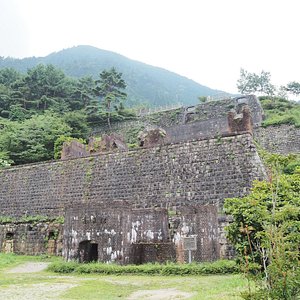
[0,282,77,300]
[127,288,194,299]
[2,262,78,300]
[2,262,195,300]
[7,262,50,273]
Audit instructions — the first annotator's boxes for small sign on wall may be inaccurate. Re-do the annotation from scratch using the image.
[183,236,197,251]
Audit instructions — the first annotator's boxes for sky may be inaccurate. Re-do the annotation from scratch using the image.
[0,0,299,94]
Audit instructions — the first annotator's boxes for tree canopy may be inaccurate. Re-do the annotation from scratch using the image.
[237,68,275,96]
[284,81,300,96]
[0,64,134,166]
[94,67,127,128]
[224,153,300,299]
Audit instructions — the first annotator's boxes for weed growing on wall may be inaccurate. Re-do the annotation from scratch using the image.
[0,215,64,225]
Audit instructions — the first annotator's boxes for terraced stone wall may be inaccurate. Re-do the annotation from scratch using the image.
[0,133,265,219]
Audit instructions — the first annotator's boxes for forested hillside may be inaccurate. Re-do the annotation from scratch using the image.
[0,45,223,107]
[1,57,299,168]
[0,65,135,166]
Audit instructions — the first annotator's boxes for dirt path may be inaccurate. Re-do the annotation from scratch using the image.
[127,288,194,299]
[7,262,50,273]
[105,278,195,299]
[3,263,195,299]
[0,282,77,300]
[1,262,78,300]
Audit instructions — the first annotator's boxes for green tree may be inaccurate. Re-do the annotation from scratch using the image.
[0,150,13,168]
[72,76,95,108]
[63,110,90,139]
[224,154,300,299]
[198,96,208,103]
[94,67,127,128]
[0,84,13,118]
[284,81,300,96]
[1,113,71,164]
[0,68,22,87]
[237,68,275,96]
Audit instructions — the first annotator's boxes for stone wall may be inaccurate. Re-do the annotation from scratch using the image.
[92,95,264,144]
[63,203,221,263]
[63,205,171,264]
[173,205,220,262]
[0,131,266,262]
[0,133,266,219]
[254,125,300,154]
[0,222,63,255]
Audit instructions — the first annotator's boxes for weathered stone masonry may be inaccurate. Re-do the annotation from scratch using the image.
[0,133,264,217]
[0,132,266,262]
[254,125,300,155]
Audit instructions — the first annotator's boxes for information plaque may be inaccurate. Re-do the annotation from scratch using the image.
[183,236,197,251]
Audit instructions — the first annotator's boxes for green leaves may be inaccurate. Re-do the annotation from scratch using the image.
[260,96,300,128]
[284,81,300,96]
[224,155,300,299]
[94,67,127,128]
[0,112,71,164]
[237,68,275,96]
[0,64,132,164]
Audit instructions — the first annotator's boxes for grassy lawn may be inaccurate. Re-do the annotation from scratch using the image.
[59,274,248,300]
[0,254,249,299]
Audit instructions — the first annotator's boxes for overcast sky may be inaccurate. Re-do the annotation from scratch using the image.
[0,0,299,94]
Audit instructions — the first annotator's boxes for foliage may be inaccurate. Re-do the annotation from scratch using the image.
[54,135,87,159]
[124,124,145,147]
[198,96,208,103]
[284,81,300,96]
[62,110,90,139]
[224,153,300,299]
[284,160,300,174]
[0,112,72,164]
[0,63,133,165]
[237,68,275,96]
[94,67,127,128]
[0,151,12,168]
[0,214,64,225]
[0,216,15,224]
[48,259,238,275]
[259,97,300,128]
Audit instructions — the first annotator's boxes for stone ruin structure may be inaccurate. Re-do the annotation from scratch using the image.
[137,126,167,148]
[0,94,297,264]
[61,133,128,160]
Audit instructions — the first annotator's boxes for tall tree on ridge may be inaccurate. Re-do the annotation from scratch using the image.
[284,81,300,97]
[237,68,275,96]
[94,67,127,128]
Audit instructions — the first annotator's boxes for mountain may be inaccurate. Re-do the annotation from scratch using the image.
[0,45,225,107]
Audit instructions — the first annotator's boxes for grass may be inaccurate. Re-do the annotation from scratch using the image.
[60,274,248,300]
[260,97,300,127]
[0,253,59,271]
[0,254,249,299]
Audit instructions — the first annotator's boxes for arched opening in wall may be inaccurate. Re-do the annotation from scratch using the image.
[78,241,98,263]
[4,232,14,253]
[5,232,14,239]
[47,231,58,255]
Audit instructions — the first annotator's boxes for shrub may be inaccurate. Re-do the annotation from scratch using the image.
[47,260,238,276]
[259,97,300,128]
[224,152,300,300]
